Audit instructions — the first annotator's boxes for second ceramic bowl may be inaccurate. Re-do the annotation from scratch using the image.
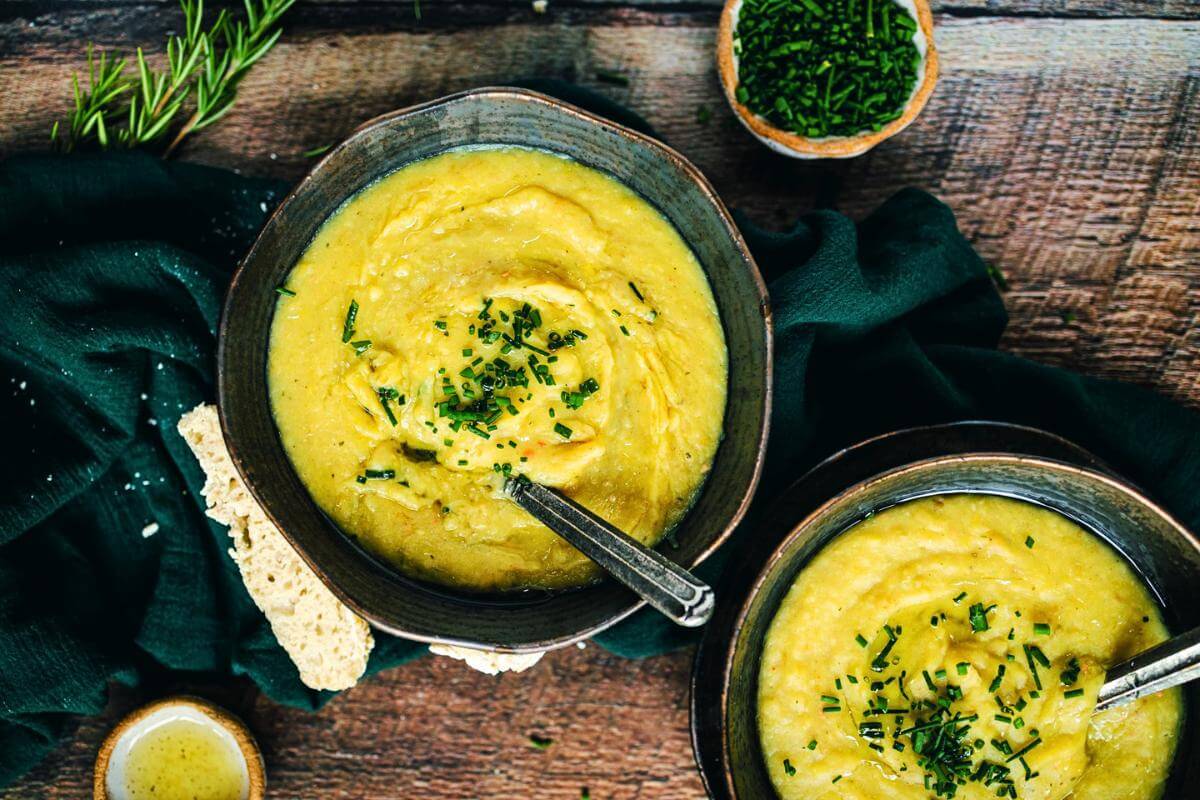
[691,422,1200,798]
[218,87,772,652]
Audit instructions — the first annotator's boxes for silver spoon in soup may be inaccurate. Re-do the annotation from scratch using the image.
[1097,625,1200,711]
[504,476,715,628]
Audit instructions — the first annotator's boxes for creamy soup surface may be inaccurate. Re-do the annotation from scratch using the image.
[758,494,1181,800]
[268,147,727,591]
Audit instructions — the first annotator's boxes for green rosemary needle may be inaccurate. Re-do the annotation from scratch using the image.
[51,0,294,154]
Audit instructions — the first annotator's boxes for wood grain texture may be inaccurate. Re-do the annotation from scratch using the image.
[4,646,705,799]
[0,0,1198,796]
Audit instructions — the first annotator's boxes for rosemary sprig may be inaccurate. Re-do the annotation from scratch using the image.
[51,0,293,155]
[168,0,295,154]
[51,45,133,151]
[122,0,209,148]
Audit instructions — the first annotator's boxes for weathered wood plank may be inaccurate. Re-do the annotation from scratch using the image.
[4,0,1200,21]
[2,646,705,800]
[5,15,1195,396]
[5,0,1200,61]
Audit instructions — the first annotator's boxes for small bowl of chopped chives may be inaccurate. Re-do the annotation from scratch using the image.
[717,0,939,158]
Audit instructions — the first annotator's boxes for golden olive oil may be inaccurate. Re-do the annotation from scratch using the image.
[121,716,247,800]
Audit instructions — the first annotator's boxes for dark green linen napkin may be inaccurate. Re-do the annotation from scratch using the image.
[2,85,1199,785]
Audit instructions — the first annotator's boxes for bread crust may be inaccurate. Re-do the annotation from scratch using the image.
[178,404,374,691]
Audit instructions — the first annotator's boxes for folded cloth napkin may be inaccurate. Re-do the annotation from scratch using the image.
[2,83,1198,785]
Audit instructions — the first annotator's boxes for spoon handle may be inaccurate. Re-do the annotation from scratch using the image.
[1096,625,1200,713]
[504,478,715,628]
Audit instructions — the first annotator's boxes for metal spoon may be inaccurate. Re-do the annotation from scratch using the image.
[503,477,715,628]
[1096,625,1200,712]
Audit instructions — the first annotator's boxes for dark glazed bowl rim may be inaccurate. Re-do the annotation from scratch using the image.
[216,86,773,651]
[691,421,1200,799]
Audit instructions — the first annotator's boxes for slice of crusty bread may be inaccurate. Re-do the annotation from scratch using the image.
[178,403,374,691]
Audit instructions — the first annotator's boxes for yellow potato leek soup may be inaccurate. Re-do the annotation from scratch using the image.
[267,147,727,592]
[758,495,1181,800]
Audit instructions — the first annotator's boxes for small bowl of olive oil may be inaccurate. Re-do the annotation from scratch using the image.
[93,696,265,800]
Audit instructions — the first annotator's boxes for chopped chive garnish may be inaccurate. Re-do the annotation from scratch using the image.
[870,625,899,671]
[362,469,394,480]
[619,324,630,336]
[275,286,296,296]
[628,281,645,302]
[434,319,447,331]
[956,662,969,676]
[1025,535,1035,549]
[342,299,359,342]
[855,633,869,648]
[858,721,884,738]
[1005,738,1042,763]
[1029,645,1050,668]
[820,694,839,704]
[732,0,920,138]
[994,714,1011,724]
[807,740,818,750]
[1033,622,1051,636]
[596,68,629,86]
[351,339,372,355]
[782,758,796,776]
[529,734,553,750]
[953,591,968,604]
[968,602,990,632]
[1064,688,1084,699]
[821,706,841,713]
[988,665,1006,693]
[1060,657,1081,686]
[1023,645,1044,691]
[553,422,573,439]
[376,387,399,425]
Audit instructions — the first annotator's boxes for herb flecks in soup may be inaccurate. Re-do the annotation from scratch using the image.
[268,147,727,592]
[758,495,1181,800]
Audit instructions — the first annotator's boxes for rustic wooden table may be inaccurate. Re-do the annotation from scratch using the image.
[2,0,1198,797]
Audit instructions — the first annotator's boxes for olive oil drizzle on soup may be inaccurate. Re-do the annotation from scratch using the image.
[758,494,1181,800]
[267,147,727,592]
